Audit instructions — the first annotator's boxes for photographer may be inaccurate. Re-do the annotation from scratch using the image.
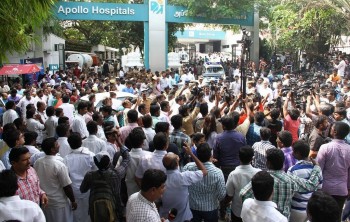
[179,94,205,136]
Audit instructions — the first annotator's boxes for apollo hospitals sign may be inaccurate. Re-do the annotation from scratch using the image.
[54,1,254,71]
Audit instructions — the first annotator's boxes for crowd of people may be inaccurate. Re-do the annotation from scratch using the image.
[0,51,350,222]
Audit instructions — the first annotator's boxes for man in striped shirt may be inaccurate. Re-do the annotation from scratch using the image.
[288,140,322,222]
[183,142,226,222]
[252,127,276,170]
[240,148,322,219]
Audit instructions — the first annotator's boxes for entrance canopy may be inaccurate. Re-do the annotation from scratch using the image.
[53,1,255,71]
[0,64,41,75]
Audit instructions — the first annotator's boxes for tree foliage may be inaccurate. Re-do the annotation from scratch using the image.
[269,1,346,57]
[0,0,56,62]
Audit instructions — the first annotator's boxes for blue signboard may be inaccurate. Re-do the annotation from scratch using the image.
[54,2,148,21]
[49,64,59,70]
[175,30,226,40]
[166,5,254,26]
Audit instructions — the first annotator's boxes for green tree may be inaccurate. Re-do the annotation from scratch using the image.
[0,0,56,62]
[270,2,346,57]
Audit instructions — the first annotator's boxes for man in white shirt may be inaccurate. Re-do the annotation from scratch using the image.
[123,127,151,197]
[23,131,41,164]
[59,95,75,125]
[259,80,273,103]
[65,133,97,222]
[17,90,36,119]
[230,75,241,96]
[135,132,168,186]
[56,124,72,158]
[34,137,77,222]
[334,55,347,78]
[141,115,156,150]
[160,71,169,92]
[26,109,45,145]
[72,101,89,139]
[82,121,106,154]
[0,170,46,222]
[2,101,19,125]
[45,106,58,138]
[225,146,261,221]
[36,101,48,123]
[241,171,288,222]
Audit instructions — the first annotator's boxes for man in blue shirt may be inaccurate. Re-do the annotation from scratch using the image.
[122,81,135,94]
[213,113,247,180]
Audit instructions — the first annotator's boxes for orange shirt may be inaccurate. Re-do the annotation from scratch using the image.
[328,74,341,82]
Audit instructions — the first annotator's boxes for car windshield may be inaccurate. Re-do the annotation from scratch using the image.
[207,66,223,73]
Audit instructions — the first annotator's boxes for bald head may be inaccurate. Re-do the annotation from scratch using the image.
[162,153,179,170]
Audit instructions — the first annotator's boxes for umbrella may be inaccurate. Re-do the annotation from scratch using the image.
[0,64,41,75]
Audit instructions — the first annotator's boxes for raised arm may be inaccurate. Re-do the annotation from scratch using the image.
[183,142,207,176]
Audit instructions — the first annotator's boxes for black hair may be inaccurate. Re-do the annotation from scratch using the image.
[92,112,101,122]
[62,95,70,103]
[254,112,265,124]
[9,146,29,163]
[153,132,168,151]
[197,143,212,162]
[178,105,189,117]
[13,118,25,130]
[192,133,205,143]
[277,131,293,147]
[41,137,57,155]
[55,108,63,117]
[150,104,160,116]
[138,104,146,113]
[315,115,327,128]
[266,148,285,170]
[199,103,209,117]
[239,145,254,164]
[127,109,139,123]
[58,116,69,125]
[3,129,21,148]
[101,106,112,115]
[0,170,18,197]
[221,116,236,131]
[260,127,271,141]
[155,122,169,133]
[26,109,35,119]
[46,106,55,117]
[307,191,339,222]
[86,121,98,135]
[292,140,310,159]
[68,133,82,149]
[289,109,300,120]
[160,101,169,111]
[129,127,146,148]
[140,169,167,192]
[334,107,347,118]
[24,131,38,145]
[5,101,15,110]
[142,115,153,128]
[333,121,350,139]
[171,115,183,129]
[270,109,280,120]
[251,171,274,201]
[77,101,88,112]
[3,123,16,133]
[56,124,69,137]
